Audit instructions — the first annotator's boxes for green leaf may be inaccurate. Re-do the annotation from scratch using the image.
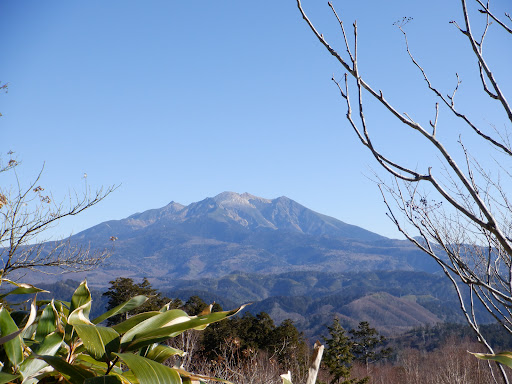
[20,297,38,338]
[471,351,512,368]
[69,305,95,327]
[120,309,190,346]
[93,295,148,325]
[0,371,20,384]
[145,344,185,363]
[112,312,160,334]
[84,375,123,384]
[0,329,21,345]
[75,354,109,372]
[114,353,182,384]
[0,279,48,300]
[0,305,23,366]
[19,332,64,383]
[69,280,92,316]
[35,301,59,341]
[36,355,96,384]
[73,324,120,361]
[66,280,92,342]
[123,306,246,351]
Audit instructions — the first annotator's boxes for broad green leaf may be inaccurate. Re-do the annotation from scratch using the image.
[471,351,512,368]
[114,353,182,384]
[112,312,160,334]
[120,309,190,346]
[36,355,96,384]
[19,332,64,383]
[75,354,109,372]
[123,306,246,351]
[0,279,48,300]
[20,297,38,338]
[35,301,59,341]
[73,324,120,361]
[66,280,92,342]
[84,375,123,384]
[69,279,92,317]
[93,295,148,325]
[0,305,23,365]
[0,371,20,384]
[69,305,94,326]
[0,329,21,345]
[145,344,185,363]
[54,300,70,314]
[119,370,138,384]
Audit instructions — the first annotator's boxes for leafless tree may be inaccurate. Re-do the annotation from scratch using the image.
[296,0,512,382]
[0,154,116,280]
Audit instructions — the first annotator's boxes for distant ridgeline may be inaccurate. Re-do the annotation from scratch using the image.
[7,192,493,340]
[53,191,441,286]
[8,270,496,342]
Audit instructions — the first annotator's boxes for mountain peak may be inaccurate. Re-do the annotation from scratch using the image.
[212,191,272,208]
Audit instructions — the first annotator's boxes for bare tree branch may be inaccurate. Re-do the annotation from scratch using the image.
[0,159,117,280]
[297,0,512,381]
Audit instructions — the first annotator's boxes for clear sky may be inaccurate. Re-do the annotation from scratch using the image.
[1,0,511,240]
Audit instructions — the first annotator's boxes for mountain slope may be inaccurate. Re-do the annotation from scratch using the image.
[64,192,438,283]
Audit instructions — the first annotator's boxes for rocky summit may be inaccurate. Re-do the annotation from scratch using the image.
[66,192,438,284]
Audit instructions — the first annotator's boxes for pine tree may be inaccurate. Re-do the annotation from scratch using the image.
[349,321,392,373]
[323,318,368,384]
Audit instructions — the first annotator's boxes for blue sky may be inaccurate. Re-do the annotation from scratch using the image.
[1,0,511,240]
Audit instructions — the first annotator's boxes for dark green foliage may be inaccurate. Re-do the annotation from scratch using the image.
[181,295,208,316]
[200,311,307,371]
[323,318,367,384]
[103,277,181,325]
[0,279,245,383]
[323,319,390,384]
[349,321,391,367]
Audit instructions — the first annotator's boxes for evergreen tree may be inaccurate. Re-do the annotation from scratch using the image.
[270,319,308,370]
[349,321,392,372]
[182,295,209,316]
[323,318,368,384]
[103,277,180,325]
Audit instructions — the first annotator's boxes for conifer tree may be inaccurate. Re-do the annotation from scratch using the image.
[103,277,180,325]
[349,321,392,374]
[323,318,368,384]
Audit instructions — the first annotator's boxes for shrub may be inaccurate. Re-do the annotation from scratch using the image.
[0,278,245,383]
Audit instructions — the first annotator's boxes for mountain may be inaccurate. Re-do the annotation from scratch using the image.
[163,270,471,337]
[51,191,439,285]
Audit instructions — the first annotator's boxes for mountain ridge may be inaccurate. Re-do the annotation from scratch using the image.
[55,191,439,284]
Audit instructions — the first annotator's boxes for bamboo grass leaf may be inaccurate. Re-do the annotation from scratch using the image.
[0,279,48,300]
[112,312,160,334]
[120,309,190,345]
[0,372,20,384]
[92,295,148,325]
[36,355,96,384]
[123,306,246,352]
[35,300,59,342]
[73,324,120,361]
[114,353,182,384]
[0,305,23,365]
[19,332,64,383]
[84,375,123,384]
[471,351,512,368]
[145,344,186,363]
